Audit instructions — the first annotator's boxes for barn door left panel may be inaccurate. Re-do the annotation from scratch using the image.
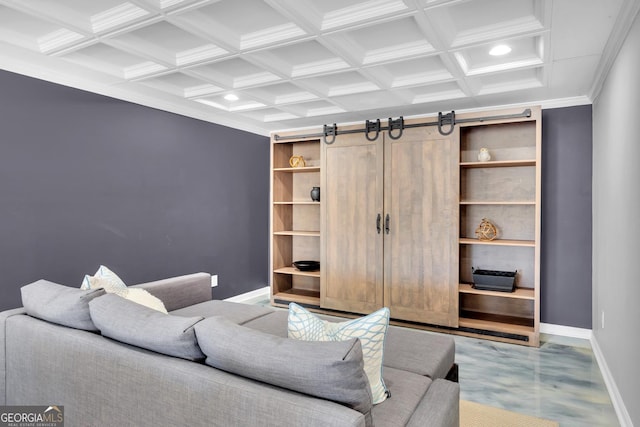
[321,133,384,314]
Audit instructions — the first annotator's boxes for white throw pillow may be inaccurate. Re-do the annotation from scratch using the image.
[81,265,127,292]
[80,265,167,313]
[110,288,168,314]
[288,302,390,404]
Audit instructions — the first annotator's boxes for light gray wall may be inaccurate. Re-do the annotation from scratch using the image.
[592,11,640,426]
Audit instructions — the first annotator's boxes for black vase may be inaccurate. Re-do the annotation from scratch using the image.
[310,187,320,202]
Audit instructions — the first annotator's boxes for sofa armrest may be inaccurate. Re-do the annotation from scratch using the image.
[0,308,27,405]
[132,273,211,311]
[407,379,459,427]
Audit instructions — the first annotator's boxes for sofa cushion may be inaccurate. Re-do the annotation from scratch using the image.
[288,303,390,404]
[195,316,373,425]
[171,300,273,325]
[89,294,204,361]
[21,280,105,331]
[242,310,289,337]
[371,367,432,427]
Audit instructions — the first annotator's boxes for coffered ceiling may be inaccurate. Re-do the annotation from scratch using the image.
[0,0,638,135]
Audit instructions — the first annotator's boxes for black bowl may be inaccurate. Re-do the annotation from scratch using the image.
[293,260,320,271]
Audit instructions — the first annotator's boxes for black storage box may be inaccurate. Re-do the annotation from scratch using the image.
[472,268,516,292]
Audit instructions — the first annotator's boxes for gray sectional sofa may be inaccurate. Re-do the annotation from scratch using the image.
[0,273,459,427]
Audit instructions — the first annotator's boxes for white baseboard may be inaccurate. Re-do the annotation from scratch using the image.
[540,323,593,340]
[224,286,270,303]
[591,336,633,427]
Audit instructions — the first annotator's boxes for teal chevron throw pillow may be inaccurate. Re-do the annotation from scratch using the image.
[288,302,390,404]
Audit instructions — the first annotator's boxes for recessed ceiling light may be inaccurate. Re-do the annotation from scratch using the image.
[224,94,239,101]
[489,45,512,56]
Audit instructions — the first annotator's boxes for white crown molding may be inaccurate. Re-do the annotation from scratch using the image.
[476,77,543,96]
[591,335,633,427]
[0,46,270,136]
[176,44,228,66]
[291,58,350,78]
[38,29,85,54]
[363,40,434,65]
[234,71,280,88]
[270,95,593,134]
[327,81,379,97]
[589,0,640,102]
[321,0,408,31]
[91,3,150,33]
[391,70,453,88]
[275,91,318,105]
[0,0,615,133]
[240,23,306,50]
[184,83,223,98]
[160,0,189,9]
[124,61,168,79]
[452,17,545,48]
[264,112,299,122]
[538,96,592,110]
[306,105,345,117]
[413,89,466,104]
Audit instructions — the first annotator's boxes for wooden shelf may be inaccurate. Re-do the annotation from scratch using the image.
[459,238,535,247]
[273,201,320,205]
[458,316,534,335]
[273,166,320,173]
[460,159,536,168]
[460,200,535,205]
[273,230,320,237]
[459,283,534,300]
[274,267,320,278]
[273,289,320,306]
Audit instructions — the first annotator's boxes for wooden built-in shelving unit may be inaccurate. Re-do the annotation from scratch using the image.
[270,135,321,307]
[270,106,542,347]
[457,107,541,346]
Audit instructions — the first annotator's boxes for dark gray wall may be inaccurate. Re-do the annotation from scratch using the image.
[541,105,593,328]
[0,69,595,329]
[0,70,269,311]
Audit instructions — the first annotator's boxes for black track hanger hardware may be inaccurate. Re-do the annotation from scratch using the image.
[273,109,532,142]
[387,116,404,140]
[365,119,381,141]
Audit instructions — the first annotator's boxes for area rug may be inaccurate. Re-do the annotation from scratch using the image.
[461,400,559,427]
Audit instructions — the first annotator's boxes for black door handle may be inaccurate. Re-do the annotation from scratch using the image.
[376,214,381,234]
[385,214,390,234]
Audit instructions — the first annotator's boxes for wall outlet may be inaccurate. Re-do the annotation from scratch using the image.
[601,311,605,329]
[211,275,218,288]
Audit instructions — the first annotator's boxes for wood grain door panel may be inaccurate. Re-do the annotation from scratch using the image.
[383,127,459,326]
[321,133,383,314]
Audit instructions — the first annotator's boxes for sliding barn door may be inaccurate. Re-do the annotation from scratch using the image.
[321,133,384,314]
[383,127,459,326]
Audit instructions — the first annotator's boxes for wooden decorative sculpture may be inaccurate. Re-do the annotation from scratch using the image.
[289,155,306,168]
[475,218,498,241]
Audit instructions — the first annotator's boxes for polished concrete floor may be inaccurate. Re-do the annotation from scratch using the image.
[454,333,618,426]
[242,294,619,426]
